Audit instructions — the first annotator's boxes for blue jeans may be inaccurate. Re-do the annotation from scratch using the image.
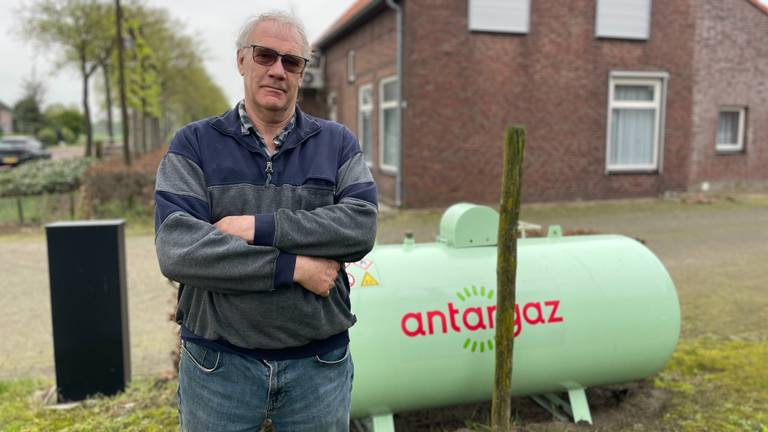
[178,340,353,432]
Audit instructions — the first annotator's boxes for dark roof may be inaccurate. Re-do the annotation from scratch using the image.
[0,100,10,111]
[313,0,389,49]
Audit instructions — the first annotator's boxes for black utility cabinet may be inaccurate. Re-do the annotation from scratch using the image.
[46,220,130,402]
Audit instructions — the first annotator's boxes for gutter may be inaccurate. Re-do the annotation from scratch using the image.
[385,0,404,207]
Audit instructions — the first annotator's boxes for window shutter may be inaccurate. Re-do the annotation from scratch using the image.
[596,0,652,40]
[469,0,530,34]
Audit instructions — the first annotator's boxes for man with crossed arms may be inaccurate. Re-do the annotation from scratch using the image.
[154,11,377,431]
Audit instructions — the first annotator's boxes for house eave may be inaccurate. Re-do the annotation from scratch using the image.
[313,0,390,50]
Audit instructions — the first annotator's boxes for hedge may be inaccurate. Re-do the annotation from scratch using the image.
[0,158,96,198]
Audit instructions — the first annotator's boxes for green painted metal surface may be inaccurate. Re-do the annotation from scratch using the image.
[436,202,499,248]
[346,204,680,419]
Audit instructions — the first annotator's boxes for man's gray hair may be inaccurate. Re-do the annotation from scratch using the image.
[236,11,311,58]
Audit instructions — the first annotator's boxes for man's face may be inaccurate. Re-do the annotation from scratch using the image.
[237,21,305,115]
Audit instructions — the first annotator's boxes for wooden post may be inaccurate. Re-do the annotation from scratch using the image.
[16,197,24,225]
[491,126,525,431]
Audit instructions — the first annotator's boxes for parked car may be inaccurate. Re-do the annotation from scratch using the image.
[0,135,51,166]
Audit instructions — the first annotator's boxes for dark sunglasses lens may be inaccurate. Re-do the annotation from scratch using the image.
[253,47,279,66]
[281,55,305,73]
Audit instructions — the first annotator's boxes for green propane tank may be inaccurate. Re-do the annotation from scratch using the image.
[346,203,680,430]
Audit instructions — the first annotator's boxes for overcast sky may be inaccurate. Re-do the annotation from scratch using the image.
[0,0,357,115]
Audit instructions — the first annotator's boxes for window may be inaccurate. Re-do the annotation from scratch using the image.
[347,50,355,83]
[606,74,666,172]
[468,0,530,34]
[716,107,746,152]
[596,0,652,40]
[358,84,374,163]
[327,92,338,122]
[379,76,399,172]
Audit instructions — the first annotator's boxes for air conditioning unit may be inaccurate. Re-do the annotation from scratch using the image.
[302,66,324,89]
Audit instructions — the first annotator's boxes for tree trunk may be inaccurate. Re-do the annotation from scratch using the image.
[491,126,525,432]
[81,56,93,157]
[154,116,162,149]
[141,109,148,154]
[116,0,131,165]
[102,62,115,146]
[131,108,141,155]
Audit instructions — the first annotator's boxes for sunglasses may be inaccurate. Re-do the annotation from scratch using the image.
[245,44,309,74]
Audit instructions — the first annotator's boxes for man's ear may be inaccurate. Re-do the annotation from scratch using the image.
[236,49,245,76]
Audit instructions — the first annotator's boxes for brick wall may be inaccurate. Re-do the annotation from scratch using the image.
[320,8,398,204]
[401,0,697,207]
[689,0,768,190]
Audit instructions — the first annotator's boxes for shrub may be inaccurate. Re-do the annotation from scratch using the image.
[60,127,76,144]
[80,147,167,218]
[0,157,96,197]
[37,127,57,146]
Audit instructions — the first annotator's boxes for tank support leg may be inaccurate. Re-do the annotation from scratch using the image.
[371,413,395,432]
[568,388,593,424]
[530,388,593,424]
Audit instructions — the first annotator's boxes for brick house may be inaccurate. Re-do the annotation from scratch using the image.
[303,0,768,207]
[0,100,12,135]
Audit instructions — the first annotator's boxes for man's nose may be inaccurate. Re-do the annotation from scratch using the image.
[266,58,287,79]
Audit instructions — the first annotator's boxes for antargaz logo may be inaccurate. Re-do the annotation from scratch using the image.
[400,285,564,354]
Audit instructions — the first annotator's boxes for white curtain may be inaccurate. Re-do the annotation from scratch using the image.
[717,112,739,145]
[610,108,654,166]
[383,108,399,167]
[361,112,373,161]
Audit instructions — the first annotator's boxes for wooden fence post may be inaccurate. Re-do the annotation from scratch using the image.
[16,197,24,225]
[491,126,525,431]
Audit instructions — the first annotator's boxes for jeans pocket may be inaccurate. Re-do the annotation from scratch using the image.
[181,340,222,373]
[314,344,350,365]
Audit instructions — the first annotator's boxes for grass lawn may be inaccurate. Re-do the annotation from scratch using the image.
[0,194,766,431]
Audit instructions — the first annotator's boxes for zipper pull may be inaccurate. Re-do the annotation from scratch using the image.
[265,160,273,185]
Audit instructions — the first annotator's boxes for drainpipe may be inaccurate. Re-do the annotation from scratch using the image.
[385,0,404,207]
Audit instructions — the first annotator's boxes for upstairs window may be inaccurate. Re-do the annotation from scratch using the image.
[596,0,652,40]
[716,107,746,153]
[468,0,530,34]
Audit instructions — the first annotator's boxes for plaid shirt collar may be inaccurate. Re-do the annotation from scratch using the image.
[237,100,296,153]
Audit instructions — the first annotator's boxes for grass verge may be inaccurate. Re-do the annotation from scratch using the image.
[655,338,768,432]
[0,378,177,431]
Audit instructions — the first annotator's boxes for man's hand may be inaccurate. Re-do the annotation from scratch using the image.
[294,256,340,298]
[213,215,255,244]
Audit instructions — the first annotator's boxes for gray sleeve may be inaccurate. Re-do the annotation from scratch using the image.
[256,152,378,263]
[155,151,296,293]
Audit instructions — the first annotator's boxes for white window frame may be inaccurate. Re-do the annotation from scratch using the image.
[715,107,746,153]
[379,75,399,173]
[605,72,668,173]
[357,83,374,166]
[347,50,356,83]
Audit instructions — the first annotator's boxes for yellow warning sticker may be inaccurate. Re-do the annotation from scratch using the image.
[360,272,380,287]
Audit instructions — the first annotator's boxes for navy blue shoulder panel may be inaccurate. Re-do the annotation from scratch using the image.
[185,109,358,189]
[168,115,218,168]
